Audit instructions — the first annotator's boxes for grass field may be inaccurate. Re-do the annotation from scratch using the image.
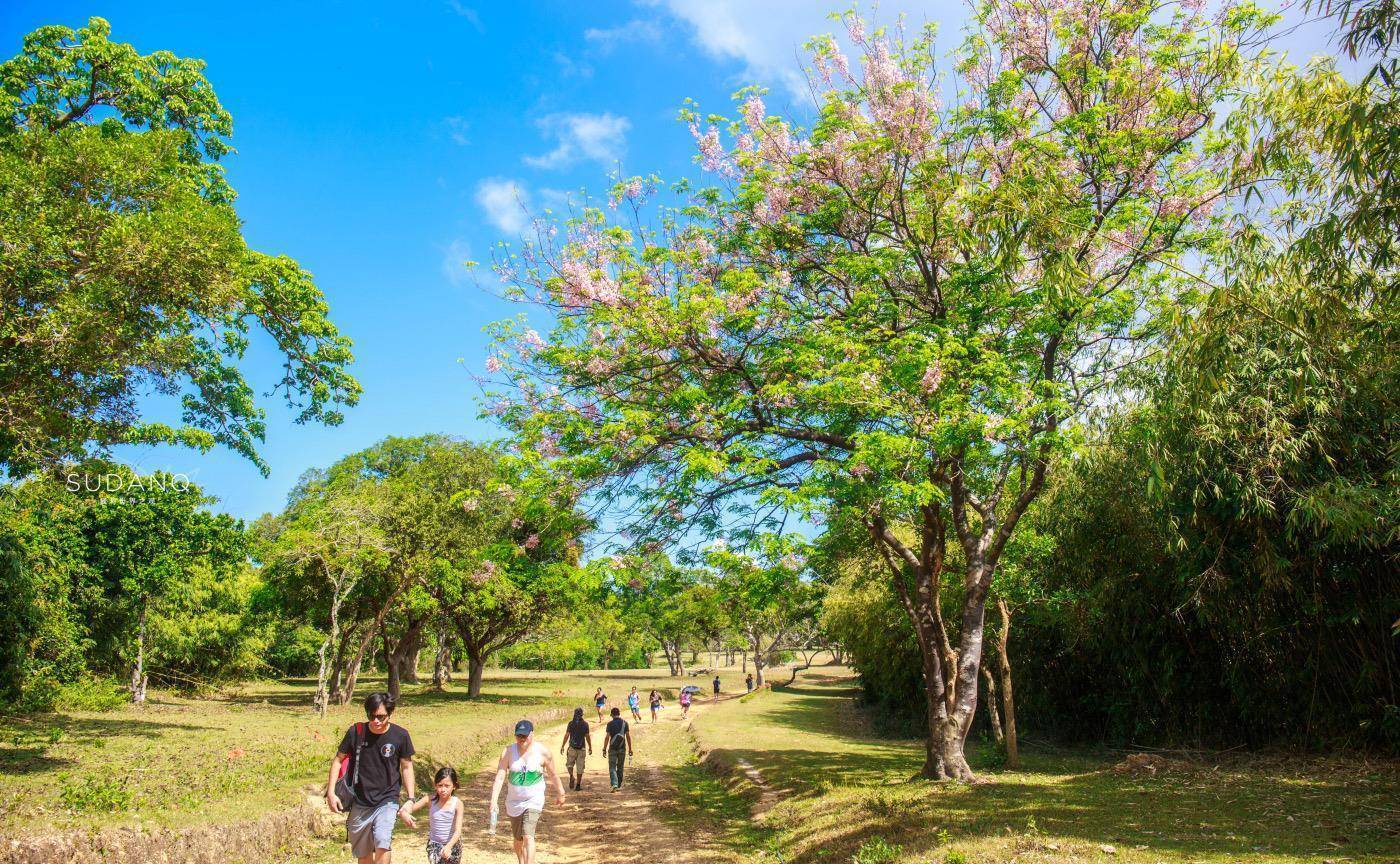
[0,665,743,840]
[4,664,1396,864]
[678,669,1400,864]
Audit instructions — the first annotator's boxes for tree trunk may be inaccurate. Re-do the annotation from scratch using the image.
[673,641,687,676]
[130,599,148,705]
[996,598,1020,769]
[315,577,347,717]
[387,617,426,702]
[750,633,765,687]
[467,650,486,698]
[430,626,452,690]
[385,631,401,703]
[338,654,364,704]
[335,580,412,704]
[981,660,1004,745]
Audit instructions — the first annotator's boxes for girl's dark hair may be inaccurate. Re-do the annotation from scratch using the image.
[434,766,459,789]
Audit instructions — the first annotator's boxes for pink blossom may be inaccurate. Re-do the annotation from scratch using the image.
[920,361,943,394]
[523,534,540,550]
[485,356,502,373]
[519,329,546,355]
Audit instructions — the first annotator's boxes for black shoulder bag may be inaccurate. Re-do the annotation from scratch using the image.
[333,722,365,810]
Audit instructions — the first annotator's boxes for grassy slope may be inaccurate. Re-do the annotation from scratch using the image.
[0,666,729,838]
[679,669,1400,864]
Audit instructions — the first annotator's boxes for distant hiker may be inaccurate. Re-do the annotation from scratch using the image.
[602,707,633,792]
[325,692,416,864]
[627,686,642,721]
[679,686,693,718]
[593,687,608,723]
[559,707,592,791]
[745,673,754,692]
[490,719,566,864]
[712,674,721,702]
[648,688,662,722]
[401,766,462,864]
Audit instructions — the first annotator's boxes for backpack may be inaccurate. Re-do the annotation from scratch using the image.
[333,722,366,809]
[608,721,628,755]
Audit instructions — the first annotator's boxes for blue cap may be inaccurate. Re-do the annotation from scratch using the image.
[514,719,533,736]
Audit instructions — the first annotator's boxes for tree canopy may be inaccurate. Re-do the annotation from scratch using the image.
[0,17,359,477]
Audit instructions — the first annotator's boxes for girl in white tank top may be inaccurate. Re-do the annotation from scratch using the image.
[402,766,462,864]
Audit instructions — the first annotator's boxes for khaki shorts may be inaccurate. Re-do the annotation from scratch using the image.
[509,808,541,839]
[565,745,587,772]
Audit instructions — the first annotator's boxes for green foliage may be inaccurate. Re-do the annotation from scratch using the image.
[852,837,902,864]
[148,564,271,689]
[821,573,924,734]
[0,463,246,708]
[0,16,358,477]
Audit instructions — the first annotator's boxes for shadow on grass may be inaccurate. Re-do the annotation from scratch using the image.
[729,679,1400,864]
[0,747,74,775]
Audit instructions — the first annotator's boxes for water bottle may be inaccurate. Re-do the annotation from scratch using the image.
[488,809,498,835]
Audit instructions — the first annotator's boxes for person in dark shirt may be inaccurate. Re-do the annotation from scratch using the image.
[558,707,593,791]
[326,692,416,864]
[602,707,633,792]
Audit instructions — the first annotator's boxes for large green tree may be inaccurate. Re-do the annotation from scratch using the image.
[82,467,244,702]
[482,1,1271,778]
[0,17,359,477]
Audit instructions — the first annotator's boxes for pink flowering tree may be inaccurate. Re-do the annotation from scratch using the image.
[481,0,1270,779]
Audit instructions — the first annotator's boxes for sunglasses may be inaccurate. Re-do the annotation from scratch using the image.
[369,713,390,722]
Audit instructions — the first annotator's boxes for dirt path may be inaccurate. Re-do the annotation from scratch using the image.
[393,694,739,864]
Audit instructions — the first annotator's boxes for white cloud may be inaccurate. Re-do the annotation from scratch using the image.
[646,0,955,101]
[554,51,594,79]
[537,187,579,214]
[475,178,531,234]
[584,19,663,53]
[445,0,484,31]
[443,116,470,145]
[440,238,474,287]
[524,112,630,170]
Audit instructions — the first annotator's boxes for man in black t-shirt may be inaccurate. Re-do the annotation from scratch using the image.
[325,692,416,863]
[602,707,633,792]
[558,707,593,791]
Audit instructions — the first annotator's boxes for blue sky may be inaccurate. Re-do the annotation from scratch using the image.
[1,1,1341,523]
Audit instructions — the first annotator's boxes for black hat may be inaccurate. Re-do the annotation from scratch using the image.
[514,719,534,736]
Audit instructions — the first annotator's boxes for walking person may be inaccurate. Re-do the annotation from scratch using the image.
[325,692,416,864]
[559,707,592,791]
[400,767,462,864]
[627,686,642,721]
[712,673,721,703]
[648,688,662,723]
[602,707,633,792]
[745,673,754,692]
[489,719,566,864]
[679,686,693,718]
[593,686,607,724]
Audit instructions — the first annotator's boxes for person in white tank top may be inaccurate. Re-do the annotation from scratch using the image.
[489,719,566,864]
